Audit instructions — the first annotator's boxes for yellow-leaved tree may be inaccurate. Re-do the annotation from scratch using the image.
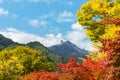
[77,0,120,42]
[0,46,56,80]
[77,0,120,79]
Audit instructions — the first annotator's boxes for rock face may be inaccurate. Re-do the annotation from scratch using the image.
[49,40,88,62]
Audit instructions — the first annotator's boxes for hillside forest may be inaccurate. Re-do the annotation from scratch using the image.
[0,0,120,80]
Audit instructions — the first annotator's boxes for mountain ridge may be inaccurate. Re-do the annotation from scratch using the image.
[0,34,88,63]
[49,40,88,62]
[0,34,62,63]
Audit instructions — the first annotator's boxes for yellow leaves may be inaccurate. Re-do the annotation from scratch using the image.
[86,29,91,35]
[93,42,102,49]
[88,51,107,61]
[85,29,94,40]
[12,46,42,56]
[107,0,120,17]
[114,0,120,5]
[0,55,24,78]
[101,26,120,39]
[77,0,120,42]
[92,2,101,9]
[0,46,56,79]
[108,4,120,17]
[94,2,111,15]
[96,52,107,60]
[80,0,110,15]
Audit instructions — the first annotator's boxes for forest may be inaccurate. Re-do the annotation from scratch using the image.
[0,0,120,80]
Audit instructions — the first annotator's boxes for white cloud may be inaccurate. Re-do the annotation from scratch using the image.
[39,11,55,19]
[66,23,94,50]
[39,20,48,26]
[0,28,43,43]
[71,23,85,31]
[57,11,75,23]
[28,19,48,27]
[44,33,63,46]
[66,1,73,6]
[67,31,86,42]
[0,27,63,47]
[0,8,8,15]
[29,19,39,27]
[40,15,48,19]
[0,23,94,50]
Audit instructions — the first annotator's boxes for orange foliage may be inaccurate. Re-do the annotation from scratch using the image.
[99,18,120,26]
[100,31,120,80]
[23,57,108,80]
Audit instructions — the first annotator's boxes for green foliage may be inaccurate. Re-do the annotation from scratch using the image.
[0,46,56,80]
[0,45,3,51]
[27,42,62,63]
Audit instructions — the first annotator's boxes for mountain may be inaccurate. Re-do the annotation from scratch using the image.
[49,40,88,62]
[26,41,62,63]
[0,34,14,47]
[0,34,62,63]
[0,34,21,49]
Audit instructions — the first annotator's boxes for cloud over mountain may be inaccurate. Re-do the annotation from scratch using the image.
[0,23,94,50]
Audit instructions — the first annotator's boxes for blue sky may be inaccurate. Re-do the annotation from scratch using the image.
[0,0,94,50]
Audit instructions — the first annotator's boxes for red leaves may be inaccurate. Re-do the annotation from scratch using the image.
[23,57,108,80]
[99,18,120,26]
[58,58,79,72]
[82,57,108,79]
[99,17,120,79]
[22,54,113,79]
[100,31,120,79]
[24,71,59,80]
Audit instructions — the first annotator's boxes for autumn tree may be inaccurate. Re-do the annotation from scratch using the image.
[100,28,120,79]
[23,57,108,80]
[76,0,120,42]
[77,0,120,79]
[0,46,56,80]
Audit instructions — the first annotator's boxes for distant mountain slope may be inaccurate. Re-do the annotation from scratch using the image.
[0,34,14,47]
[49,41,88,62]
[0,34,62,63]
[27,41,62,63]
